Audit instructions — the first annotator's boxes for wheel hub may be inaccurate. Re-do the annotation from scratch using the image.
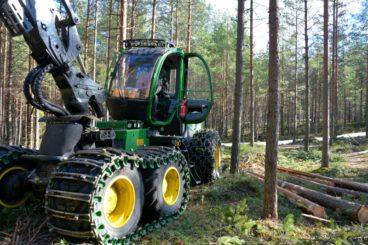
[162,167,180,206]
[103,176,135,228]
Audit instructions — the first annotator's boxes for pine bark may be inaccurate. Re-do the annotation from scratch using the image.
[6,37,13,144]
[250,0,255,146]
[175,1,179,46]
[92,1,98,81]
[322,0,330,167]
[304,0,309,151]
[315,58,320,134]
[230,0,245,175]
[106,0,113,77]
[293,2,298,143]
[131,0,136,39]
[120,0,127,49]
[263,0,280,220]
[333,0,339,138]
[151,0,157,39]
[366,50,368,138]
[186,0,192,53]
[83,0,91,69]
[1,29,7,143]
[170,0,174,42]
[27,51,33,148]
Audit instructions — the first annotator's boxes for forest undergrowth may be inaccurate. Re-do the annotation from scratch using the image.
[0,138,368,244]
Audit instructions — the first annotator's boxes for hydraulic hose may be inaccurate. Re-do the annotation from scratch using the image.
[24,64,70,116]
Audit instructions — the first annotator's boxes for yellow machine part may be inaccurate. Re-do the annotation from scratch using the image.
[162,167,180,206]
[103,176,136,228]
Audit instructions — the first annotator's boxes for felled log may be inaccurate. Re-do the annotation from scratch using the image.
[287,174,368,200]
[246,172,325,217]
[278,167,368,193]
[277,178,368,224]
[289,174,335,187]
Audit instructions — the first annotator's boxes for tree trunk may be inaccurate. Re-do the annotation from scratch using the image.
[360,79,363,123]
[263,0,280,220]
[293,2,298,143]
[330,0,336,144]
[1,29,7,143]
[106,0,113,78]
[287,174,368,199]
[315,61,320,134]
[230,0,245,175]
[186,0,192,53]
[250,0,255,146]
[115,1,120,52]
[34,110,39,149]
[364,48,368,138]
[170,0,174,42]
[304,0,309,151]
[83,0,91,69]
[120,0,127,49]
[333,0,339,139]
[322,0,330,167]
[151,0,157,39]
[175,1,179,46]
[92,1,98,81]
[281,93,284,136]
[130,0,136,39]
[278,179,368,224]
[6,36,13,144]
[27,51,33,148]
[248,172,325,218]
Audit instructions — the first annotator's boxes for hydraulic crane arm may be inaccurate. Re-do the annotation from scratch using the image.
[0,0,106,117]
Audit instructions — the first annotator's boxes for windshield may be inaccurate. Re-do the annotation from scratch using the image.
[109,53,160,99]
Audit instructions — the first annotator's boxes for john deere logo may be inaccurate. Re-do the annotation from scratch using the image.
[137,139,144,146]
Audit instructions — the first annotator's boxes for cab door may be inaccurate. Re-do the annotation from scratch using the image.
[181,53,213,124]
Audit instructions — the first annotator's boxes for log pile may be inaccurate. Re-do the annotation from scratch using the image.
[246,167,368,224]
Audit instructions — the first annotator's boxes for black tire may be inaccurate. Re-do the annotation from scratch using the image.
[93,164,144,239]
[0,145,37,210]
[142,159,185,220]
[188,130,222,184]
[46,149,144,243]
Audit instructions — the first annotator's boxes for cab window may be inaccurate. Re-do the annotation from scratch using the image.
[109,54,160,100]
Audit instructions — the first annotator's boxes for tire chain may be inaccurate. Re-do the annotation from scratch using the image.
[0,145,37,171]
[46,146,190,245]
[188,130,220,182]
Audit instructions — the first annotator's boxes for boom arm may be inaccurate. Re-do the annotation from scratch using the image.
[0,0,106,117]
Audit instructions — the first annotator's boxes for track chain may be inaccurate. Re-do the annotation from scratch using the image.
[46,146,190,245]
[0,145,37,171]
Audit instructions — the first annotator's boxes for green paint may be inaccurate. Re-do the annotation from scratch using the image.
[97,120,143,130]
[148,49,185,126]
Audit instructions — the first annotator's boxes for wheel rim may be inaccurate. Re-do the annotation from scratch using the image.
[0,167,28,208]
[162,167,180,206]
[215,145,221,173]
[103,176,135,228]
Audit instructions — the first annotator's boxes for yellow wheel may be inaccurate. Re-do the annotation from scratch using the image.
[162,167,180,206]
[103,176,136,228]
[142,157,185,220]
[0,167,28,208]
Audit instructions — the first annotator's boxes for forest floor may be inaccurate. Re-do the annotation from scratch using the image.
[0,137,368,244]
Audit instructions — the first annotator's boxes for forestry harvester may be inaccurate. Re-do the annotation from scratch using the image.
[0,0,222,243]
